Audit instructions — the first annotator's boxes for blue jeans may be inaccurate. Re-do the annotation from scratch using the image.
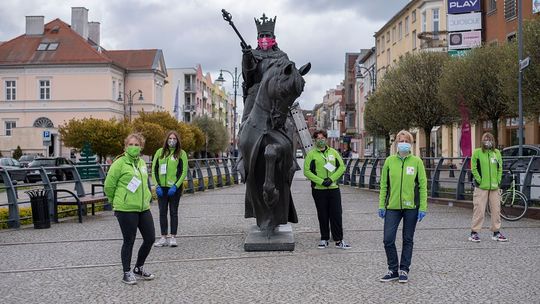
[383,209,418,273]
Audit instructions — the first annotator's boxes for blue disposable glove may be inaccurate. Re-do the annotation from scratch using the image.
[167,185,178,197]
[155,186,163,198]
[418,211,426,222]
[378,208,386,219]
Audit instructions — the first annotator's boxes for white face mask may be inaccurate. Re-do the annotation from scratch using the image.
[168,139,177,147]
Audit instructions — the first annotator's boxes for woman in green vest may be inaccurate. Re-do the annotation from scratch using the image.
[152,131,188,248]
[104,133,155,285]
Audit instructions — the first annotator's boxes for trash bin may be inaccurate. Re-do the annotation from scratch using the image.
[25,189,51,229]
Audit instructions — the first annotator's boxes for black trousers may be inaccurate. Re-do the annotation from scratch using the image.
[157,187,181,235]
[312,188,343,241]
[115,210,155,272]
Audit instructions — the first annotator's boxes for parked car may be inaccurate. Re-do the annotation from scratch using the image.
[18,154,38,167]
[295,149,303,158]
[501,145,540,171]
[26,157,76,183]
[0,158,27,183]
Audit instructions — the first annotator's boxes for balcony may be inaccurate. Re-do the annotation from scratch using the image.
[184,84,196,92]
[184,104,195,112]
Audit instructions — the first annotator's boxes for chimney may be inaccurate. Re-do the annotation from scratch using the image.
[71,7,89,40]
[25,16,44,36]
[88,21,100,45]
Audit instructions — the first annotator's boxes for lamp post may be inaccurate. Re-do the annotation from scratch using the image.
[216,67,240,153]
[356,64,377,157]
[518,0,524,156]
[118,90,144,122]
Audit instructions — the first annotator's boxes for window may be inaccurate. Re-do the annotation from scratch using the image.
[39,80,50,100]
[112,80,117,100]
[5,80,16,101]
[36,43,59,51]
[405,16,409,34]
[412,30,417,49]
[412,10,416,23]
[392,26,396,43]
[381,36,385,49]
[387,49,391,66]
[5,121,16,136]
[387,31,390,42]
[398,22,403,40]
[377,39,380,55]
[433,8,440,39]
[422,11,427,32]
[488,0,497,13]
[504,0,516,20]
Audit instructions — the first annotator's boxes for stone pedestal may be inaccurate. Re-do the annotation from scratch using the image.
[244,224,295,251]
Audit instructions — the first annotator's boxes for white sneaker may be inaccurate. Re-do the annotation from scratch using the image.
[317,240,329,249]
[154,236,168,247]
[169,236,177,247]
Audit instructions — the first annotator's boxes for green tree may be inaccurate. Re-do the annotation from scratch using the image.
[132,121,166,156]
[133,111,203,153]
[364,90,408,155]
[12,146,23,160]
[521,18,540,117]
[440,44,515,143]
[192,115,229,155]
[381,52,451,156]
[59,118,131,161]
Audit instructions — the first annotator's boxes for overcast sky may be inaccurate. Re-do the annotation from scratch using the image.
[0,0,410,111]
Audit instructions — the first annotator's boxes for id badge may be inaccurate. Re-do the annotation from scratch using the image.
[160,164,167,175]
[406,166,415,175]
[324,162,336,172]
[127,176,142,193]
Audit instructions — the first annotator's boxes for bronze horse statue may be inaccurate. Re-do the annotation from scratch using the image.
[238,57,310,235]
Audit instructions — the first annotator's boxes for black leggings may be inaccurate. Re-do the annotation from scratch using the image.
[157,187,181,235]
[115,210,155,272]
[312,188,343,241]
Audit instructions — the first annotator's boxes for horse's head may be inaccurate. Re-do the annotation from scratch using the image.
[259,58,309,129]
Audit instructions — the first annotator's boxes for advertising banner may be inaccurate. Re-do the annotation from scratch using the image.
[448,0,481,14]
[448,12,482,31]
[448,30,481,50]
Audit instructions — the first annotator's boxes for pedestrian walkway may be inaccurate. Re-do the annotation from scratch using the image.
[0,171,539,303]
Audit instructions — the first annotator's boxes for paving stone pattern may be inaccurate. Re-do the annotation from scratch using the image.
[1,164,539,304]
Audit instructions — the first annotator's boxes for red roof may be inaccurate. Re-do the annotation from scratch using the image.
[0,18,159,71]
[104,49,158,70]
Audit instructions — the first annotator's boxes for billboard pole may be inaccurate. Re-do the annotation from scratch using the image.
[518,0,524,156]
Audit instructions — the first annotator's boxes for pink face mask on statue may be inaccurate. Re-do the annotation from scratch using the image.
[257,37,276,50]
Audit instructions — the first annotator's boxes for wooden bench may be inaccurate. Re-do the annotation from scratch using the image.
[53,184,108,223]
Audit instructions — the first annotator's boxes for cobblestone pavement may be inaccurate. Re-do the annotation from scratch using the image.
[1,167,539,304]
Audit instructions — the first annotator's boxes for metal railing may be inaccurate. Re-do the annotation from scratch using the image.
[0,157,239,229]
[339,156,540,204]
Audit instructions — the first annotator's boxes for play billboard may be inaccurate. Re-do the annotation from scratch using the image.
[448,0,481,14]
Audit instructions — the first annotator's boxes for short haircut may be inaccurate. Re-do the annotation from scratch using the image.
[395,130,414,143]
[124,133,145,148]
[313,129,327,139]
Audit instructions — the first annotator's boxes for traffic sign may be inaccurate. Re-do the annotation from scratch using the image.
[43,130,51,141]
[520,57,530,71]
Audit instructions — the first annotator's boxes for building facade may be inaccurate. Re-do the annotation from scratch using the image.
[0,7,167,157]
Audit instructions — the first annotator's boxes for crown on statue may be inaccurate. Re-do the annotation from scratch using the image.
[254,13,276,35]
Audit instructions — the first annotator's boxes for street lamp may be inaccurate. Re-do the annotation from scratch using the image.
[118,90,144,122]
[356,64,376,93]
[216,67,240,153]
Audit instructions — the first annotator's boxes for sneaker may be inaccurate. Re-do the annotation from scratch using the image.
[468,232,481,243]
[133,266,155,280]
[492,232,508,242]
[398,270,408,283]
[122,271,137,285]
[154,236,168,247]
[169,236,178,247]
[317,240,329,249]
[380,270,399,282]
[335,240,351,249]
